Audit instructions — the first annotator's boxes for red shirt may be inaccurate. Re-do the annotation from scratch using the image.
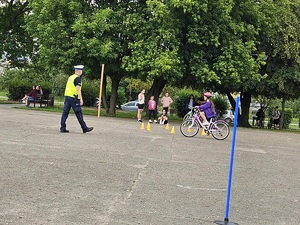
[27,89,38,98]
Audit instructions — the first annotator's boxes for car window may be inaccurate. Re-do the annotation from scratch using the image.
[127,102,135,106]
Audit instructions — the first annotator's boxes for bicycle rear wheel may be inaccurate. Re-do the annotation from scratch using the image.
[180,119,200,137]
[210,120,230,140]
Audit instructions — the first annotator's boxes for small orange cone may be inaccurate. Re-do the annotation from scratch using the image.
[166,123,169,130]
[147,122,151,131]
[201,128,206,135]
[171,126,175,134]
[187,127,191,133]
[140,122,145,129]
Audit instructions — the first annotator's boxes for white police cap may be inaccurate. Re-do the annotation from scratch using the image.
[74,65,84,70]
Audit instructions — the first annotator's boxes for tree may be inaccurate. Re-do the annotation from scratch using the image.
[26,0,143,115]
[123,0,184,103]
[0,0,33,67]
[171,0,265,126]
[255,0,300,128]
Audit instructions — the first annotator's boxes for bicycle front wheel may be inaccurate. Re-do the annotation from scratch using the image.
[180,119,200,137]
[210,120,230,140]
[183,111,193,121]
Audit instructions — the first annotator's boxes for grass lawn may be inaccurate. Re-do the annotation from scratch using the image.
[0,91,8,100]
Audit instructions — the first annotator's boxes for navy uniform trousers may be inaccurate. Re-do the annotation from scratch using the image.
[60,96,87,131]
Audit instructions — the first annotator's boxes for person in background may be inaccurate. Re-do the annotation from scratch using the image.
[252,106,258,126]
[158,109,168,125]
[60,65,93,133]
[161,92,173,115]
[22,85,38,107]
[256,106,265,128]
[36,85,43,95]
[148,95,157,123]
[272,106,281,129]
[185,94,195,113]
[137,89,145,122]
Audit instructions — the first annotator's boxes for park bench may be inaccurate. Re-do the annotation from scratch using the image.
[27,94,54,107]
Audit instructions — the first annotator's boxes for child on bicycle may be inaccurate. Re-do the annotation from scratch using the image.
[197,92,216,125]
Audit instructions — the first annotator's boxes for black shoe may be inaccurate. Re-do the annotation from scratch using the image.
[83,127,93,133]
[60,129,69,133]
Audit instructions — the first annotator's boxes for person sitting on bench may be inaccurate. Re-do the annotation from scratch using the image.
[22,85,38,107]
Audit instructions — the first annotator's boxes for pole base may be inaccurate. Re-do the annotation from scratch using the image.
[214,220,239,225]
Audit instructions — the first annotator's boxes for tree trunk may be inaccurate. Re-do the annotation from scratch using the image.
[101,74,109,114]
[108,77,121,115]
[280,98,286,129]
[227,91,251,127]
[145,77,167,111]
[239,91,251,127]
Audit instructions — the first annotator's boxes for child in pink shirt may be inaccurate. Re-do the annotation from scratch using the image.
[160,92,173,115]
[148,96,157,123]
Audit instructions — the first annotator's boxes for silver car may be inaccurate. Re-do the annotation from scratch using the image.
[121,100,139,111]
[222,110,235,123]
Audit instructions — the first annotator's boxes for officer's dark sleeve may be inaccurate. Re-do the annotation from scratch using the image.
[74,77,81,87]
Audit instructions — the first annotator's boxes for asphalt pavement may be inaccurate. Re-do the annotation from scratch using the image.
[0,105,299,225]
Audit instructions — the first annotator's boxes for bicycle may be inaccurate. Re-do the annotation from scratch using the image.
[183,106,195,121]
[180,107,230,140]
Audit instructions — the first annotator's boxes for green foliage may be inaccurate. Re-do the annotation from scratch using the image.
[6,78,52,101]
[286,99,300,116]
[213,95,230,117]
[82,80,98,107]
[2,69,52,100]
[2,0,300,124]
[104,88,127,108]
[7,78,30,100]
[116,89,127,108]
[0,0,33,67]
[0,68,52,90]
[173,89,199,118]
[283,108,293,129]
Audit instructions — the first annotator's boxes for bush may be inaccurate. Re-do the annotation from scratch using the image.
[39,81,52,95]
[82,80,99,107]
[173,89,200,118]
[104,86,127,109]
[7,78,52,101]
[213,95,230,117]
[282,108,293,129]
[7,78,31,100]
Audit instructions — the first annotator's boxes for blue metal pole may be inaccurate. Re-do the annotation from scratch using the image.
[225,96,240,220]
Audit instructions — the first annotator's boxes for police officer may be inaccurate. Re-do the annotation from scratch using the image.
[60,65,93,133]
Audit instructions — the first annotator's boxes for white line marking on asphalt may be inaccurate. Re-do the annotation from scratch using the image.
[177,185,226,191]
[237,147,266,154]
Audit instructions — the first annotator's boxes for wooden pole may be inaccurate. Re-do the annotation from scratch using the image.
[97,64,105,118]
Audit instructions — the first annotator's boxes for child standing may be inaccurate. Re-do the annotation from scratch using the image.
[148,96,157,123]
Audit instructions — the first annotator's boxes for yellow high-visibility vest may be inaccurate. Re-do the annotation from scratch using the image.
[64,74,82,98]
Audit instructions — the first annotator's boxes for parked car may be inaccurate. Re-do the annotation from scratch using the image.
[121,100,139,111]
[222,110,235,123]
